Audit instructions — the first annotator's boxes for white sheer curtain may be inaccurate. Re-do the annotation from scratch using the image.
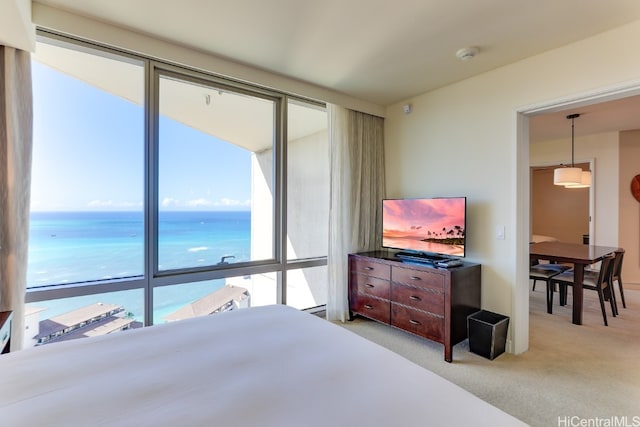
[0,46,33,350]
[327,104,385,322]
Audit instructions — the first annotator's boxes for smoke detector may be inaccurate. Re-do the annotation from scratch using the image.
[456,47,479,61]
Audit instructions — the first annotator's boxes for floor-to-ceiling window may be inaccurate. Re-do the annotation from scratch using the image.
[26,35,147,347]
[24,31,328,348]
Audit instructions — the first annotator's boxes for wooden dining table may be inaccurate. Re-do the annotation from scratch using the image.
[529,241,619,325]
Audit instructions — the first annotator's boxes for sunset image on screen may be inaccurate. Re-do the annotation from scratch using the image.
[382,198,465,256]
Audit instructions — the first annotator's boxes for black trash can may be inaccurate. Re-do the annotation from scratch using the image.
[467,310,509,360]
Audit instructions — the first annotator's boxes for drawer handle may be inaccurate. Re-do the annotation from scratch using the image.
[409,276,422,281]
[409,295,421,301]
[364,304,374,309]
[365,283,375,288]
[364,266,374,271]
[409,319,421,325]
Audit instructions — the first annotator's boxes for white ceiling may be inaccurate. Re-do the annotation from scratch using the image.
[0,0,34,50]
[529,96,640,142]
[32,0,640,139]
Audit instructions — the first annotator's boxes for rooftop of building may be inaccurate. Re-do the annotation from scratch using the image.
[163,285,249,322]
[37,302,124,338]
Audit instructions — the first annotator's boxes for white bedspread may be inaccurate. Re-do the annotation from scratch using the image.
[0,305,525,426]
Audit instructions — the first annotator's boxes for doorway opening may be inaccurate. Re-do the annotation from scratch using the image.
[514,83,640,355]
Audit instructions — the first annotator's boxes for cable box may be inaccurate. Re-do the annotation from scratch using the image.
[435,259,463,268]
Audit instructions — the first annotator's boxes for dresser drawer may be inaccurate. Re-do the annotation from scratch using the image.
[391,303,443,342]
[351,257,391,280]
[352,294,390,324]
[391,282,444,315]
[391,266,443,291]
[353,274,390,299]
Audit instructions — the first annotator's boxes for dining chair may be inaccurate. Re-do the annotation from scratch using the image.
[550,254,616,326]
[611,249,626,309]
[530,263,570,314]
[580,249,625,311]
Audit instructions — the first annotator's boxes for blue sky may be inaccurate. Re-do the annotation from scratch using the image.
[30,61,251,212]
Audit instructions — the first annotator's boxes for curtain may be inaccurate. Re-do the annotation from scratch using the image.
[0,46,33,351]
[327,104,385,322]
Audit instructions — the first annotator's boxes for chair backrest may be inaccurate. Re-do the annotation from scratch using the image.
[596,254,616,291]
[612,249,625,280]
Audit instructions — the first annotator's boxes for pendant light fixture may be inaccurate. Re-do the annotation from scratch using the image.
[564,170,591,188]
[553,113,584,187]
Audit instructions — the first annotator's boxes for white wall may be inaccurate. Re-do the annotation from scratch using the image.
[252,129,329,309]
[286,130,330,308]
[286,130,329,261]
[385,20,640,354]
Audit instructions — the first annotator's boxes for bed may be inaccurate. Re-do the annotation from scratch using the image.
[0,304,525,426]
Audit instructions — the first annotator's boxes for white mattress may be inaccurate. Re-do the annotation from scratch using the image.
[0,305,525,426]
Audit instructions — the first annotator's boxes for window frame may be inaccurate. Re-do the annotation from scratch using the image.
[25,29,328,325]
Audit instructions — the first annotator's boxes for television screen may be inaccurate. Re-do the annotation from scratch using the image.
[382,197,466,258]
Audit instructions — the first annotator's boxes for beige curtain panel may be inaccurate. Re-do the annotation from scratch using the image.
[0,45,33,350]
[327,104,384,322]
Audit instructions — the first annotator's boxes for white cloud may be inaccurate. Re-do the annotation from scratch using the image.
[158,197,251,209]
[185,198,214,207]
[161,197,179,207]
[87,200,139,208]
[215,198,250,207]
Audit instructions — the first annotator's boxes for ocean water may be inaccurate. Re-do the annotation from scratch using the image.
[27,211,251,322]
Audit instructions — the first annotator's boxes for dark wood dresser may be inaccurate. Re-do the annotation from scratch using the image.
[0,310,12,354]
[348,251,481,362]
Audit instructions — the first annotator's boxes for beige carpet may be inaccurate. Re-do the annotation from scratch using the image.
[337,283,640,427]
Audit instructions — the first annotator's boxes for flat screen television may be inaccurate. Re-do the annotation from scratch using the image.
[382,197,466,260]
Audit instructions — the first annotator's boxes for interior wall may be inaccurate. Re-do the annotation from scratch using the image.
[385,19,640,354]
[619,130,640,284]
[531,165,589,244]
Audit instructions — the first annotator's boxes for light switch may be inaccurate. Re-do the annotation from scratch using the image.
[496,225,505,240]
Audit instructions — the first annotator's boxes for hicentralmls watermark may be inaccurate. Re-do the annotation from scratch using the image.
[558,416,640,427]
